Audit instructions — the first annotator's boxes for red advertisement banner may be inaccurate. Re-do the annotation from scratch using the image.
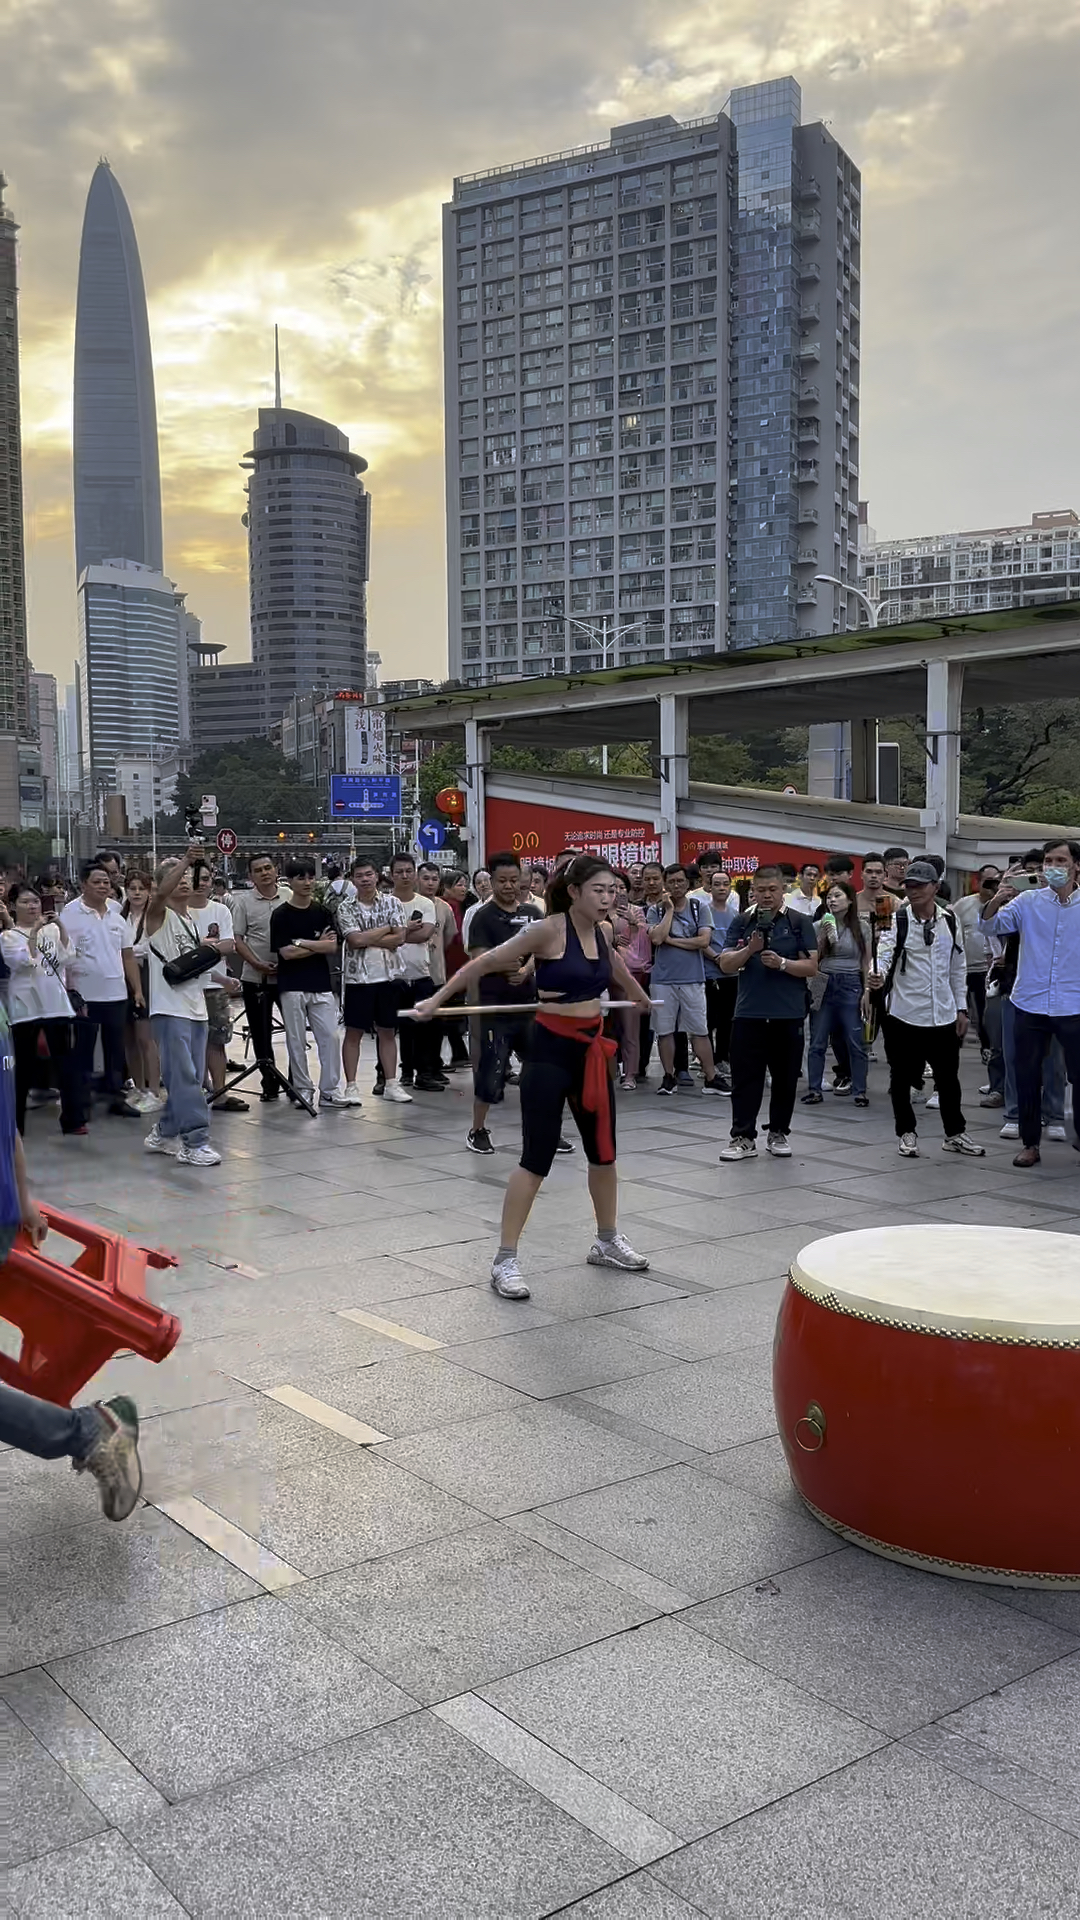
[678,829,845,879]
[485,798,661,869]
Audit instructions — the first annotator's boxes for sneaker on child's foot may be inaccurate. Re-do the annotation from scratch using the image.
[587,1232,650,1271]
[74,1397,142,1521]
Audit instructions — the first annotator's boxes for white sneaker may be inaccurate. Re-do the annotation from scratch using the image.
[341,1082,363,1107]
[319,1088,350,1107]
[942,1133,986,1157]
[999,1121,1019,1139]
[144,1125,180,1157]
[490,1251,530,1300]
[1046,1124,1069,1142]
[177,1142,222,1167]
[766,1131,792,1157]
[587,1232,650,1271]
[925,1092,940,1110]
[381,1078,413,1104]
[719,1137,757,1161]
[898,1132,919,1157]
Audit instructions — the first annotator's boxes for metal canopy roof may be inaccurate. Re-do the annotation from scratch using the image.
[385,603,1080,749]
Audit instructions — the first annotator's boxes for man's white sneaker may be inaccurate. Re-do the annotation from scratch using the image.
[1046,1124,1069,1142]
[131,1088,161,1113]
[177,1142,222,1167]
[925,1091,940,1110]
[587,1232,650,1271]
[766,1131,792,1157]
[143,1125,180,1157]
[341,1082,363,1107]
[319,1088,350,1107]
[1000,1121,1020,1139]
[719,1137,757,1161]
[898,1132,919,1157]
[942,1133,985,1156]
[381,1078,413,1104]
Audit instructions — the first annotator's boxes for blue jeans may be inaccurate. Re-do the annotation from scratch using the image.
[808,974,867,1095]
[1002,995,1064,1124]
[0,1380,101,1459]
[151,1015,210,1147]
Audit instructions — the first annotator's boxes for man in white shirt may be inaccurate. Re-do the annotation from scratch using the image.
[874,859,983,1160]
[60,860,142,1118]
[784,862,822,918]
[980,838,1080,1167]
[230,853,292,1100]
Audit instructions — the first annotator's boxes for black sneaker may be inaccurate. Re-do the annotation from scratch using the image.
[414,1075,447,1092]
[832,1077,852,1096]
[657,1074,677,1096]
[399,1070,414,1088]
[373,1077,385,1098]
[467,1127,495,1154]
[555,1135,575,1154]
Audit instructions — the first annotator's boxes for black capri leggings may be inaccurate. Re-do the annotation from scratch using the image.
[519,1021,617,1178]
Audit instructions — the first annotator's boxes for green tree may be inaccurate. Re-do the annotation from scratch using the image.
[0,829,56,874]
[168,739,320,839]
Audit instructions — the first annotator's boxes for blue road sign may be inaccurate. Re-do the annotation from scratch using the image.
[329,774,402,819]
[416,818,446,851]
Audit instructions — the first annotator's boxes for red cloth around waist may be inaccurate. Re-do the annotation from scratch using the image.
[535,1011,618,1161]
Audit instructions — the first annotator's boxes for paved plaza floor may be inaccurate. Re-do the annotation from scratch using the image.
[3,1042,1079,1917]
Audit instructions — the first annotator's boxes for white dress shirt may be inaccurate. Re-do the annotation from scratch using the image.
[59,896,133,1003]
[877,905,967,1027]
[784,889,820,919]
[981,887,1080,1017]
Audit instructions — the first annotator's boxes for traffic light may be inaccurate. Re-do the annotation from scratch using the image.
[277,831,286,842]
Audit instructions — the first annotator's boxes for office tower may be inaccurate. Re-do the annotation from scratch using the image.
[242,405,371,726]
[442,78,861,682]
[861,508,1080,624]
[73,161,163,576]
[188,655,267,756]
[77,559,181,789]
[0,175,31,737]
[29,670,59,806]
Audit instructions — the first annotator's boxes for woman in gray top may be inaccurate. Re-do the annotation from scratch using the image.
[803,880,872,1106]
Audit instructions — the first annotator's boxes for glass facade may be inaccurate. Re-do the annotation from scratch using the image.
[77,562,181,785]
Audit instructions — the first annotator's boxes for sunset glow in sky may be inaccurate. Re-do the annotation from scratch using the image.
[3,0,1076,690]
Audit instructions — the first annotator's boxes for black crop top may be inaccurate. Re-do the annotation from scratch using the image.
[534,914,611,1002]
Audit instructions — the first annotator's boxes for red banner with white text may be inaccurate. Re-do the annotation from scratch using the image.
[485,798,661,869]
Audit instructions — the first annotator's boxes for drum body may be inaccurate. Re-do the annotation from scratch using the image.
[773,1225,1080,1587]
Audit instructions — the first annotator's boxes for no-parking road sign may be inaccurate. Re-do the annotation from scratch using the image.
[216,827,238,856]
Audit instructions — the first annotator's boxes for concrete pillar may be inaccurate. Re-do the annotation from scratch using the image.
[464,719,488,868]
[657,693,689,864]
[807,721,849,799]
[849,717,879,804]
[923,659,964,864]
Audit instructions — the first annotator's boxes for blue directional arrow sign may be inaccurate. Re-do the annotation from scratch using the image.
[329,774,402,820]
[416,818,446,851]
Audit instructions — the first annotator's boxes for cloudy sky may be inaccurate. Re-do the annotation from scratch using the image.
[3,0,1076,692]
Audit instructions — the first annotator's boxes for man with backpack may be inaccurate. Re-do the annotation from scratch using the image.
[718,866,819,1159]
[873,859,984,1159]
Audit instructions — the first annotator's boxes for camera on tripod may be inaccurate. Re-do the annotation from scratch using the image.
[184,808,204,841]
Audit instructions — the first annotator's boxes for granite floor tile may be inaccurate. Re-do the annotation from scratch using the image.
[514,1265,691,1319]
[0,1831,187,1918]
[975,1584,1080,1635]
[448,1322,680,1399]
[938,1652,1080,1792]
[192,1310,403,1387]
[547,1874,710,1918]
[0,1702,106,1867]
[49,1594,415,1799]
[283,1521,656,1703]
[258,1351,531,1438]
[129,1711,625,1918]
[537,1464,836,1600]
[3,1506,260,1673]
[653,1743,1080,1919]
[606,1277,784,1360]
[81,1347,241,1419]
[195,1444,483,1575]
[361,1283,560,1343]
[577,1345,775,1451]
[642,1228,814,1289]
[700,1434,804,1512]
[265,1212,493,1271]
[379,1402,682,1517]
[685,1549,1079,1734]
[135,1391,359,1503]
[1,1440,112,1540]
[479,1617,881,1840]
[0,1667,167,1827]
[640,1191,844,1240]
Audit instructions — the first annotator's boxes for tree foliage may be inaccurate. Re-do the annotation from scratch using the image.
[0,829,57,874]
[167,739,320,838]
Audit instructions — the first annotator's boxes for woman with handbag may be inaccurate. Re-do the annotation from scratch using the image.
[802,879,872,1108]
[141,847,221,1167]
[1,884,87,1134]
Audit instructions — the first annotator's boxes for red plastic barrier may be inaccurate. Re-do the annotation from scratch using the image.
[0,1205,181,1408]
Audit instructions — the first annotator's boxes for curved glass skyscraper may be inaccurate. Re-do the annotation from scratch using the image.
[73,161,163,576]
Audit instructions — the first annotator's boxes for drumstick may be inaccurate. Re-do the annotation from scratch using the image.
[400,1000,658,1018]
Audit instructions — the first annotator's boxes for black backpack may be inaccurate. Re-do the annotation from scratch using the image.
[882,905,960,1001]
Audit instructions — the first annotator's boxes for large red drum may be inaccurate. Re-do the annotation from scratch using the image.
[773,1225,1080,1587]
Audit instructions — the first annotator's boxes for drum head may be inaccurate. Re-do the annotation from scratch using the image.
[790,1225,1080,1347]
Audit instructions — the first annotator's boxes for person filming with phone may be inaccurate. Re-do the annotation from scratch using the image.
[718,865,818,1161]
[979,839,1080,1168]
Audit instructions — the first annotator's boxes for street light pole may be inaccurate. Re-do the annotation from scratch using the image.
[814,574,880,629]
[566,614,640,775]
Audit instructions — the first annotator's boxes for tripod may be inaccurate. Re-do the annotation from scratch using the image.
[209,984,316,1119]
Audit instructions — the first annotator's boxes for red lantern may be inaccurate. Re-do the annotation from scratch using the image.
[435,786,466,819]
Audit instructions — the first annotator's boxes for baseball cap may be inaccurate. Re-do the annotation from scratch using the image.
[904,860,939,885]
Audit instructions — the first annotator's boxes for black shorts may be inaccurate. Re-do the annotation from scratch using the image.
[474,1013,531,1107]
[342,981,401,1034]
[519,1021,616,1179]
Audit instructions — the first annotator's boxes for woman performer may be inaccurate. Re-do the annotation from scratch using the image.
[416,855,654,1299]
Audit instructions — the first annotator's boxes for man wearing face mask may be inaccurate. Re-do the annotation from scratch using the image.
[980,839,1080,1167]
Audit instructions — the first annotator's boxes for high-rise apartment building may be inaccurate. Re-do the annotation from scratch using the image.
[242,407,371,725]
[77,559,181,789]
[0,175,31,738]
[443,77,860,682]
[73,161,163,577]
[860,508,1080,625]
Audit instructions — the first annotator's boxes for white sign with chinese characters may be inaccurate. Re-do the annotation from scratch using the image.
[344,708,387,775]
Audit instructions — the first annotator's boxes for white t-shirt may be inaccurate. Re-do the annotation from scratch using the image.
[191,900,235,988]
[784,890,820,919]
[395,893,439,982]
[1,927,74,1022]
[147,908,210,1021]
[59,896,133,1002]
[338,894,407,985]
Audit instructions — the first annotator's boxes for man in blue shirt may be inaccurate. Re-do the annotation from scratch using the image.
[646,864,724,1096]
[719,866,818,1159]
[980,838,1080,1167]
